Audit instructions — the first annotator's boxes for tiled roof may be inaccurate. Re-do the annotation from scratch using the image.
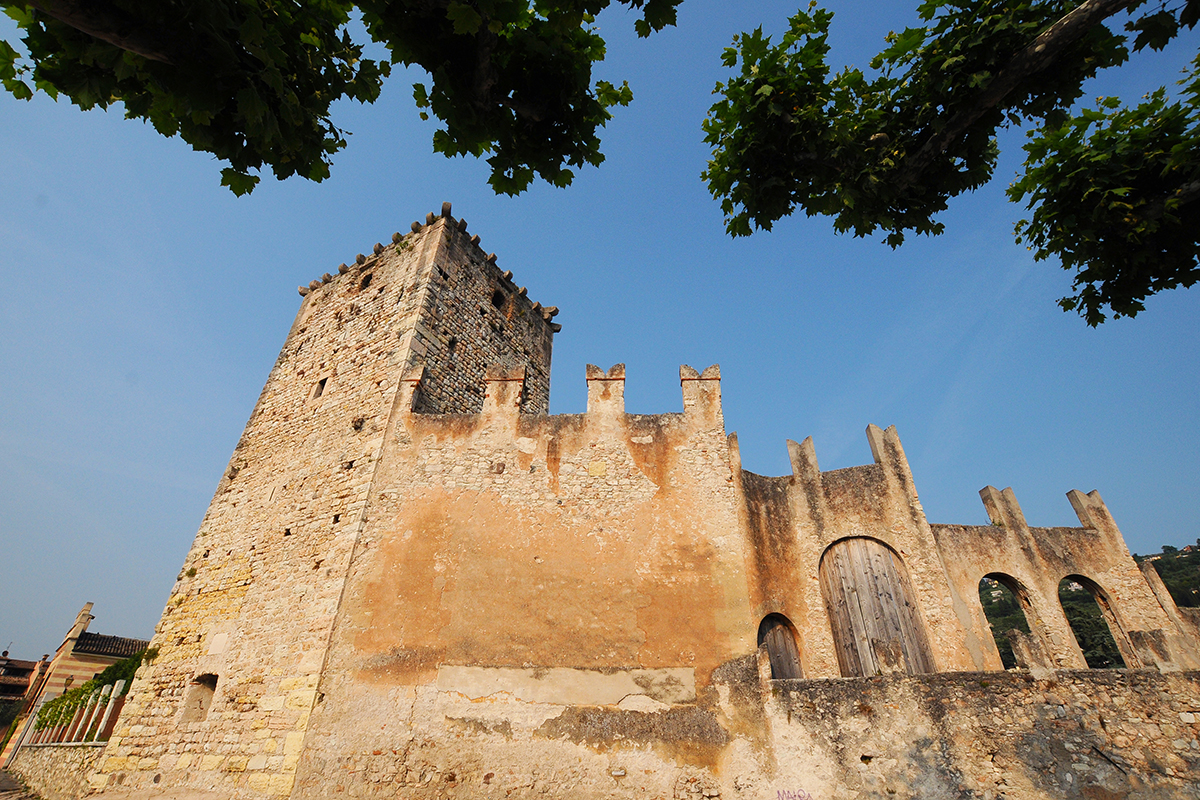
[74,632,150,659]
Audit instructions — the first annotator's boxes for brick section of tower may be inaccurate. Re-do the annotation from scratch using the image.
[405,218,553,414]
[92,211,556,799]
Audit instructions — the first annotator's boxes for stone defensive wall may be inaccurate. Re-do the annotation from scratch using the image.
[71,205,1200,800]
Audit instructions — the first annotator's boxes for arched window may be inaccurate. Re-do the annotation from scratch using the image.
[758,614,803,679]
[1059,576,1128,668]
[180,673,218,723]
[978,574,1035,669]
[820,537,935,677]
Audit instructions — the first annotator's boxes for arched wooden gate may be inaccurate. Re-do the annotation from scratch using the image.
[758,614,803,679]
[820,537,935,676]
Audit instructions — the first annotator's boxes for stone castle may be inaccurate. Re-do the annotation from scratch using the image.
[81,205,1200,799]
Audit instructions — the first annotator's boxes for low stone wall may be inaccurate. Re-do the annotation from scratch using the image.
[9,742,107,800]
[765,668,1200,799]
[73,667,1200,800]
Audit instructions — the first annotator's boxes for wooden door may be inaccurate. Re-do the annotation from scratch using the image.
[759,615,803,679]
[820,537,935,676]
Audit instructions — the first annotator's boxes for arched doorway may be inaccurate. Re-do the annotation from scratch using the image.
[1059,575,1131,668]
[820,537,935,676]
[978,573,1038,669]
[758,614,803,679]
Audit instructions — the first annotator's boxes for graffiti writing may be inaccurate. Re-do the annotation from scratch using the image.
[777,790,814,800]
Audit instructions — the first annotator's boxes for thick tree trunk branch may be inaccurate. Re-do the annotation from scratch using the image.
[471,24,501,110]
[898,0,1133,189]
[1142,178,1200,220]
[27,0,179,64]
[464,21,546,122]
[500,96,547,122]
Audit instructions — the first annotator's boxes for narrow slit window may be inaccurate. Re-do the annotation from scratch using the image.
[491,290,505,309]
[313,378,327,399]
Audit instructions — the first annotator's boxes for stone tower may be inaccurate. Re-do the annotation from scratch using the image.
[94,205,560,798]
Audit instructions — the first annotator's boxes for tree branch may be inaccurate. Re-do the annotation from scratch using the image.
[26,0,179,64]
[1142,178,1200,220]
[898,0,1133,189]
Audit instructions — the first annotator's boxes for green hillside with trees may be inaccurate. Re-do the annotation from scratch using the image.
[1139,544,1200,608]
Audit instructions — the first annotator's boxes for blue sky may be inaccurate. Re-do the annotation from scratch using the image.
[1,0,1198,658]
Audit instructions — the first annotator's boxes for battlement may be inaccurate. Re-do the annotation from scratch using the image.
[295,202,561,333]
[394,361,723,427]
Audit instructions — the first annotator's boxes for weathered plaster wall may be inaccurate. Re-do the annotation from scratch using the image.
[737,427,981,680]
[10,742,105,800]
[290,364,756,800]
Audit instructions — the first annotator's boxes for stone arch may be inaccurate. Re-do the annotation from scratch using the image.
[1059,574,1136,668]
[757,614,803,679]
[978,572,1047,669]
[819,537,935,677]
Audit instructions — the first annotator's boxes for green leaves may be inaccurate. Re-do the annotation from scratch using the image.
[353,0,680,195]
[1,0,383,191]
[595,79,633,108]
[0,13,30,99]
[2,3,32,26]
[1125,0,1200,53]
[626,0,680,37]
[704,0,1199,323]
[878,26,927,64]
[221,168,261,197]
[34,651,147,732]
[1010,55,1200,324]
[1128,9,1178,51]
[445,2,484,34]
[0,0,680,196]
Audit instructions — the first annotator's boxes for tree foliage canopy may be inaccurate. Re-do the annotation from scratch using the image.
[703,0,1200,324]
[0,0,681,195]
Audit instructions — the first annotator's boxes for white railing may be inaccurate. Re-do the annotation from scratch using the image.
[26,680,126,745]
